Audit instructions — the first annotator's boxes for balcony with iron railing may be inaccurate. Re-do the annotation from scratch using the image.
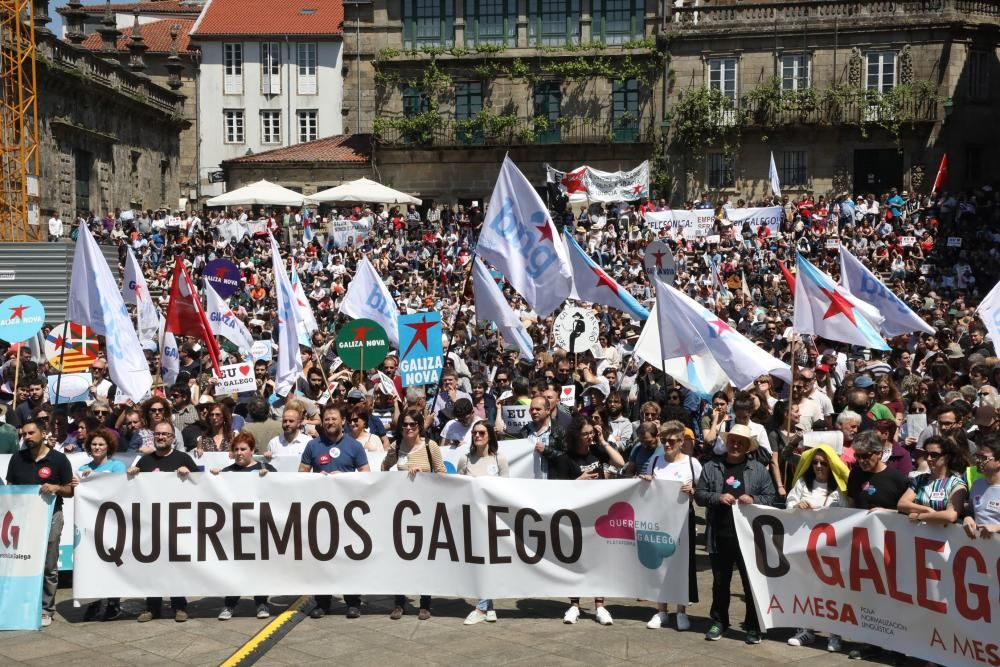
[738,88,939,126]
[374,114,656,148]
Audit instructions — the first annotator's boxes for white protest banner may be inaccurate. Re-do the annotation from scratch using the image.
[734,505,1000,666]
[706,234,720,245]
[584,162,649,201]
[501,405,531,434]
[947,237,962,248]
[214,361,257,394]
[329,219,356,248]
[725,206,782,235]
[74,474,692,601]
[825,239,841,249]
[0,487,53,630]
[901,236,916,247]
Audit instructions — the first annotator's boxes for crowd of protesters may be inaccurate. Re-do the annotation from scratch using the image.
[4,182,1000,661]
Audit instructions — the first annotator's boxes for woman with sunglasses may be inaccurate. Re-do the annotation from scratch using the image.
[644,421,701,631]
[783,445,849,651]
[348,404,385,452]
[459,423,508,626]
[382,408,446,620]
[897,435,969,525]
[549,414,624,626]
[79,428,127,621]
[754,375,778,409]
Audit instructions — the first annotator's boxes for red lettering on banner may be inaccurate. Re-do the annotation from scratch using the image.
[807,523,845,586]
[766,594,784,613]
[792,595,813,615]
[849,527,886,594]
[954,545,991,622]
[952,635,1000,666]
[839,603,858,626]
[883,530,913,604]
[915,537,947,614]
[791,595,858,625]
[930,628,945,650]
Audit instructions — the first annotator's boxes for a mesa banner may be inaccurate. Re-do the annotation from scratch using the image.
[73,474,692,602]
[734,505,999,666]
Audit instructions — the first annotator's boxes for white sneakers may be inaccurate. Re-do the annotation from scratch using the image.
[40,614,52,627]
[485,610,497,622]
[594,606,614,626]
[788,628,815,646]
[256,604,271,619]
[827,634,843,652]
[647,611,690,630]
[464,610,487,625]
[563,605,581,624]
[218,607,234,621]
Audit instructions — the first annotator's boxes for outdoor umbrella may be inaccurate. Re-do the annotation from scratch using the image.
[308,177,422,205]
[206,179,310,207]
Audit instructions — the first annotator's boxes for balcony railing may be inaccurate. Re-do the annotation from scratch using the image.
[375,115,656,148]
[737,90,938,126]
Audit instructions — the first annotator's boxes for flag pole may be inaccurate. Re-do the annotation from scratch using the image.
[52,323,68,407]
[426,253,475,419]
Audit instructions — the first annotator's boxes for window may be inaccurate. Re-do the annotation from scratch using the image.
[261,111,282,144]
[402,87,429,117]
[527,0,580,46]
[533,81,562,143]
[708,57,738,105]
[223,43,243,95]
[261,42,281,95]
[968,50,990,100]
[403,0,455,48]
[297,43,317,95]
[707,153,734,189]
[779,150,808,187]
[593,0,642,44]
[298,110,318,143]
[781,54,810,91]
[466,0,515,46]
[224,110,245,143]
[612,78,640,142]
[455,81,483,144]
[866,51,896,92]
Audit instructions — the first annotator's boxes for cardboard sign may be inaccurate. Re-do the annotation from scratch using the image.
[250,340,272,361]
[706,234,721,245]
[919,264,932,275]
[397,311,443,388]
[336,318,389,370]
[560,384,576,407]
[553,307,599,354]
[214,361,257,394]
[642,240,676,285]
[947,237,962,247]
[203,259,241,298]
[901,236,916,247]
[0,294,45,343]
[501,404,532,433]
[825,239,841,249]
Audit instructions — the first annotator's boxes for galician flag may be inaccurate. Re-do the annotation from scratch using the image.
[769,151,781,197]
[473,257,534,362]
[122,248,158,344]
[269,233,304,396]
[839,247,934,337]
[67,224,152,402]
[290,262,318,346]
[564,229,648,320]
[976,278,1000,346]
[158,313,179,386]
[340,256,400,347]
[205,282,255,359]
[477,156,572,317]
[794,253,889,350]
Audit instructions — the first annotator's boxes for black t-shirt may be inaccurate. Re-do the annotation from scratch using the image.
[223,461,277,473]
[716,459,748,539]
[5,447,74,511]
[135,448,198,473]
[549,444,611,481]
[847,466,909,510]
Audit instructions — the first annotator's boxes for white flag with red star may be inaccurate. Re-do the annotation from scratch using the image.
[564,229,648,320]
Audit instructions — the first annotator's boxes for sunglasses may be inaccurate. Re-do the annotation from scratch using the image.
[401,422,418,428]
[472,430,488,436]
[149,407,165,412]
[94,410,110,416]
[812,459,829,467]
[926,451,944,460]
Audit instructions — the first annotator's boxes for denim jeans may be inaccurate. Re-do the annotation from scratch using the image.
[476,599,493,612]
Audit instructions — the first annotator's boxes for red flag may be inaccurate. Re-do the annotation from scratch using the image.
[932,153,948,193]
[164,258,222,377]
[778,260,796,293]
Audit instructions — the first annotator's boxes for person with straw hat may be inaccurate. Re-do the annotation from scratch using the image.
[695,424,776,645]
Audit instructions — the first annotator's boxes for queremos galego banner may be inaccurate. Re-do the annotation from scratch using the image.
[734,505,999,666]
[0,486,54,630]
[74,474,691,602]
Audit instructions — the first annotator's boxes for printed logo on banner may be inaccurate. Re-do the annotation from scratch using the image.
[203,259,241,299]
[1,510,20,549]
[398,312,443,388]
[594,501,677,569]
[0,295,46,344]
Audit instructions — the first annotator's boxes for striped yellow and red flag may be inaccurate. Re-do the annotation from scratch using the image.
[45,321,100,372]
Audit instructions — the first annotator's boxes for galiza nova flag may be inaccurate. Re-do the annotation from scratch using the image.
[269,233,304,396]
[205,282,255,360]
[339,256,400,347]
[478,156,572,317]
[473,257,534,362]
[839,247,934,337]
[122,249,158,344]
[564,229,648,320]
[290,262,319,346]
[976,278,1000,346]
[794,253,889,350]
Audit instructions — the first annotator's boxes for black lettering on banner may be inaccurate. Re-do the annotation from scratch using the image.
[197,502,228,561]
[551,510,582,564]
[462,505,485,564]
[751,515,790,577]
[428,502,459,562]
[514,508,545,564]
[344,500,372,560]
[232,502,255,561]
[260,502,302,560]
[393,500,421,560]
[487,505,512,564]
[168,502,192,562]
[133,502,160,563]
[95,502,125,566]
[307,501,339,561]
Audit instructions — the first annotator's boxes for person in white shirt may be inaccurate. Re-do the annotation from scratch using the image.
[266,407,312,459]
[48,214,64,242]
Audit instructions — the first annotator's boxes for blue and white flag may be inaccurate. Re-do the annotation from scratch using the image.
[289,263,318,346]
[122,249,158,344]
[67,224,152,402]
[158,313,179,386]
[769,151,781,198]
[0,487,53,630]
[473,257,534,362]
[564,229,649,320]
[794,253,889,350]
[976,278,1000,347]
[340,256,400,347]
[269,233,304,396]
[477,157,572,317]
[205,282,255,360]
[839,247,934,337]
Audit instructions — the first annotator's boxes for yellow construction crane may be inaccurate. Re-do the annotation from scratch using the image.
[0,0,40,242]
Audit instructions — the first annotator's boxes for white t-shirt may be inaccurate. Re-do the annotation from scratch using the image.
[267,431,312,458]
[652,455,703,485]
[970,478,1000,526]
[440,418,478,449]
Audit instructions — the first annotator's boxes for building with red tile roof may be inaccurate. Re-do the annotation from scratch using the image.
[221,135,372,196]
[80,18,195,55]
[190,0,344,38]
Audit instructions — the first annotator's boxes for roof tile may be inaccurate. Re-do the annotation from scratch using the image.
[80,18,195,55]
[191,0,344,37]
[58,1,202,16]
[224,134,371,165]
